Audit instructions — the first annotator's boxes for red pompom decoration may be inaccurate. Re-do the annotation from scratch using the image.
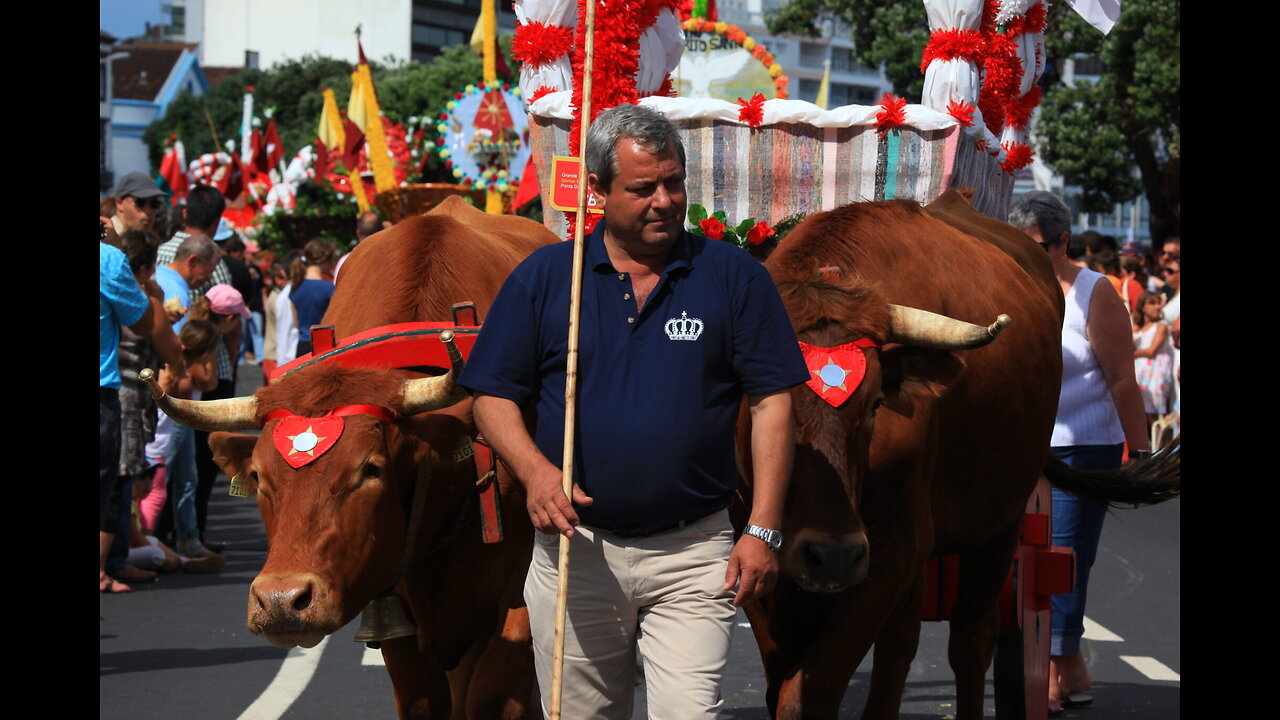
[920,28,986,73]
[875,93,908,138]
[512,21,575,67]
[530,85,559,104]
[946,100,976,128]
[999,141,1034,172]
[737,93,766,127]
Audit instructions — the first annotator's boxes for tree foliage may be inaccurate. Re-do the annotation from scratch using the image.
[1037,0,1179,241]
[767,0,929,100]
[766,0,1180,241]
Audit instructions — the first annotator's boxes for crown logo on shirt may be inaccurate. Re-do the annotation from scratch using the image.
[665,311,704,341]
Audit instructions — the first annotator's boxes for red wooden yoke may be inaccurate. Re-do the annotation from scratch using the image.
[268,303,504,544]
[272,303,483,379]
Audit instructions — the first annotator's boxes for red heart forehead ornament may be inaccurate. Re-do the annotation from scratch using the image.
[266,405,397,469]
[797,338,880,408]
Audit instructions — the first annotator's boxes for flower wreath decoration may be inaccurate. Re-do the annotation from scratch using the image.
[688,203,778,260]
[433,80,530,194]
[680,17,790,99]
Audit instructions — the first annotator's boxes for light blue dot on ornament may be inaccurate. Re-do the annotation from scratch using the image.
[819,364,847,387]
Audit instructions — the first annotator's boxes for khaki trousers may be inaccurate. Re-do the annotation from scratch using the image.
[524,509,737,719]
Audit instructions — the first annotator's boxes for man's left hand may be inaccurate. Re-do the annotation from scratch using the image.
[724,534,778,606]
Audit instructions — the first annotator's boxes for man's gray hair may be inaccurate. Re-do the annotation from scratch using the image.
[585,103,686,193]
[1008,191,1072,245]
[173,233,218,265]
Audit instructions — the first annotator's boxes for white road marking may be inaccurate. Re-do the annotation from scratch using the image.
[737,622,752,628]
[237,636,330,720]
[362,646,385,666]
[1120,655,1180,681]
[1082,616,1123,642]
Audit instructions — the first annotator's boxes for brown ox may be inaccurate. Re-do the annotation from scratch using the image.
[735,192,1178,719]
[145,197,559,719]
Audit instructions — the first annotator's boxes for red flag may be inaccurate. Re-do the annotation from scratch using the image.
[312,139,333,182]
[250,127,269,174]
[223,152,246,201]
[513,154,540,210]
[265,118,284,172]
[340,117,365,172]
[159,137,188,202]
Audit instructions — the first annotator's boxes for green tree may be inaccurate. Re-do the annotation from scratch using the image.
[1037,0,1180,242]
[766,0,1180,242]
[766,0,929,100]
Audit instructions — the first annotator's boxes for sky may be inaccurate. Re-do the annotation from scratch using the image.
[100,0,164,40]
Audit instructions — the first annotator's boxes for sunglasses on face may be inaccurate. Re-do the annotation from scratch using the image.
[1160,251,1180,261]
[131,196,164,210]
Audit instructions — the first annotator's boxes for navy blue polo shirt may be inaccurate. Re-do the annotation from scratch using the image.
[460,223,808,528]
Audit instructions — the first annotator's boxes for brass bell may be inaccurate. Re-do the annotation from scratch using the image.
[353,590,417,649]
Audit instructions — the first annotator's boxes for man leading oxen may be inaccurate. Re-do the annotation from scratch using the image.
[143,196,559,719]
[737,191,1178,720]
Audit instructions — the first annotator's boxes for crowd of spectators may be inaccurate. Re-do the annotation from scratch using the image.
[99,173,370,593]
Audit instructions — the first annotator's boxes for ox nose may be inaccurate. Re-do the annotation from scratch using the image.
[251,575,318,626]
[800,542,868,592]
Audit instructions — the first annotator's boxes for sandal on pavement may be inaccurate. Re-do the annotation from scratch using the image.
[100,576,132,594]
[1063,694,1093,708]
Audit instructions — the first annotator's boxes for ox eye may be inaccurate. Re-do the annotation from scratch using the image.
[871,398,885,413]
[363,462,382,479]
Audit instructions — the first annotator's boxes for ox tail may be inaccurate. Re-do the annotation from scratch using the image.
[1042,437,1180,507]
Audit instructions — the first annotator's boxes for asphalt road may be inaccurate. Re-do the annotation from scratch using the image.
[101,361,1179,718]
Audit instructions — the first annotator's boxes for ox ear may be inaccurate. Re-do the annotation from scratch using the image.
[879,346,966,410]
[209,432,260,496]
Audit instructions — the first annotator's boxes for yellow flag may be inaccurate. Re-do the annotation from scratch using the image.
[815,59,831,110]
[347,68,369,133]
[347,55,396,195]
[318,88,345,151]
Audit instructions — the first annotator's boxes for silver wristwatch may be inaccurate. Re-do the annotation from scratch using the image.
[743,524,782,552]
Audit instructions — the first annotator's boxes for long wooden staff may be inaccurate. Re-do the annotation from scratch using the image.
[550,0,598,715]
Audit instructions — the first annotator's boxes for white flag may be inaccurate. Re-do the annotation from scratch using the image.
[1065,0,1121,35]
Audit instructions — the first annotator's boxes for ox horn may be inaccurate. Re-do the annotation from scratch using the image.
[886,305,1012,350]
[399,331,469,416]
[139,368,260,431]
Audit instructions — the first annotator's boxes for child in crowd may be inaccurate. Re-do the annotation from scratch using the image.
[147,312,221,560]
[273,251,304,377]
[1131,291,1174,430]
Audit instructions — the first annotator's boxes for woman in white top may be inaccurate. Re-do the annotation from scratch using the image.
[1009,192,1152,715]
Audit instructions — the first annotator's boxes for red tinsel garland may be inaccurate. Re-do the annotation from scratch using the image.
[875,93,907,138]
[999,141,1033,172]
[946,99,976,128]
[737,93,765,127]
[512,21,575,68]
[1005,86,1041,131]
[920,28,985,73]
